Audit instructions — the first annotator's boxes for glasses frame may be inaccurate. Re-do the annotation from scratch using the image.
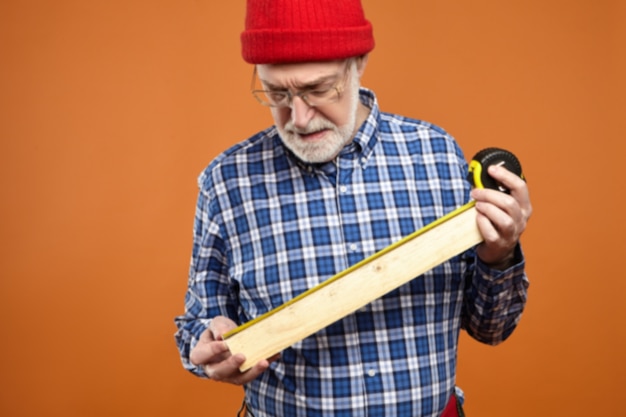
[250,61,352,108]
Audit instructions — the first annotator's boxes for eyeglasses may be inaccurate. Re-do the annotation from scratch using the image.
[251,62,351,108]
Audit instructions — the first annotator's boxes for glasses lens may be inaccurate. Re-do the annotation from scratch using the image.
[267,91,290,107]
[252,90,286,107]
[302,88,339,107]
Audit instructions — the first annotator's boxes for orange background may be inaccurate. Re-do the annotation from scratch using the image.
[1,1,625,416]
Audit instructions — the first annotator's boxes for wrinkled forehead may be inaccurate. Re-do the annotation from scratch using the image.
[255,60,348,89]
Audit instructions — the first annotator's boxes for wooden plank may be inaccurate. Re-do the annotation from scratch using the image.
[223,203,483,371]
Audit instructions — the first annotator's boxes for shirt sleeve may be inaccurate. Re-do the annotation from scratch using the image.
[461,244,529,345]
[173,178,238,377]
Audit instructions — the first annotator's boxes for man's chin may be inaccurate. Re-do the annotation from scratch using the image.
[279,128,347,164]
[285,142,337,164]
[292,148,332,164]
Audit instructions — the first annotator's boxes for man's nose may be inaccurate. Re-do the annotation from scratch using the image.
[290,96,316,130]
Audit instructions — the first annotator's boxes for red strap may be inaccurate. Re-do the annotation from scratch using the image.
[441,393,459,417]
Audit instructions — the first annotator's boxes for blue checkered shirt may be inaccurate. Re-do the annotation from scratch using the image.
[175,89,529,417]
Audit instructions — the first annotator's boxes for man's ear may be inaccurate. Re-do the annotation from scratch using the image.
[355,54,369,77]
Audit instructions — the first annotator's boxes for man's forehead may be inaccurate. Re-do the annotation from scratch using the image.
[256,60,346,87]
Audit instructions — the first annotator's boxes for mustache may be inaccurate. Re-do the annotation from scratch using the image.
[284,117,336,135]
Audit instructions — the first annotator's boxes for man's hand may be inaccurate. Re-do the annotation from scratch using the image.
[189,316,277,385]
[471,164,532,269]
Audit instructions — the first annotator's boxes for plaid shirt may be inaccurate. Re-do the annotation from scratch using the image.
[175,89,528,417]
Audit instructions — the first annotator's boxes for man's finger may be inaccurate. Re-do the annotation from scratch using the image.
[209,316,238,340]
[189,339,230,366]
[205,353,247,382]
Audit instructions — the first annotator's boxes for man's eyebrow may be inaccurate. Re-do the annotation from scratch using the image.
[261,74,336,90]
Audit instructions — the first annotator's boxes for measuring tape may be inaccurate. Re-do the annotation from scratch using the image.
[468,147,525,192]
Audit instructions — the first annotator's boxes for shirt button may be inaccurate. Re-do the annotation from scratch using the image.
[367,369,377,377]
[339,185,348,193]
[349,243,358,251]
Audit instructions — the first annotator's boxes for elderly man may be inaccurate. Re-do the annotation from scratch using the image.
[175,1,532,416]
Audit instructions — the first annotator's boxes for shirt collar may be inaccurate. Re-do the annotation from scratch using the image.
[348,87,380,169]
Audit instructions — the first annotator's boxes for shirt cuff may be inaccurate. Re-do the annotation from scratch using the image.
[477,243,525,277]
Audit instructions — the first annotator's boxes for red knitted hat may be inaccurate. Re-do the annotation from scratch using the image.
[241,0,375,64]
